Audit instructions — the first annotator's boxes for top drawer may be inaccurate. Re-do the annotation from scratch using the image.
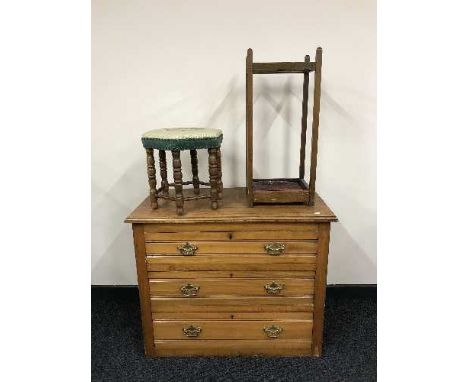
[144,223,319,241]
[146,241,318,256]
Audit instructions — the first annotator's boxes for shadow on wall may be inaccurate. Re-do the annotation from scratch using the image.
[204,76,245,187]
[254,76,296,177]
[92,159,146,285]
[329,222,376,284]
[209,75,305,186]
[317,86,376,284]
[321,89,355,122]
[204,75,302,183]
[324,181,376,284]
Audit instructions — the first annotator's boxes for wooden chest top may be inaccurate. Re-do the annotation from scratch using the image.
[125,187,337,224]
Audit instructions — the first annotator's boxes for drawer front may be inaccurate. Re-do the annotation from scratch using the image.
[146,230,318,241]
[151,297,314,313]
[153,320,313,340]
[143,223,320,357]
[153,340,312,356]
[145,241,318,255]
[147,270,315,279]
[145,222,318,236]
[146,254,317,272]
[152,312,313,320]
[149,278,314,297]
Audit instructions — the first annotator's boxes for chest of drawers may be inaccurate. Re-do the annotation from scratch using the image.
[125,187,337,357]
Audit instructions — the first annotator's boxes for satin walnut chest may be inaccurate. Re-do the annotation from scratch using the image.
[125,187,337,357]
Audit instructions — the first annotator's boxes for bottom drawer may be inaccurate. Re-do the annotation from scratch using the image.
[154,340,312,356]
[153,320,313,340]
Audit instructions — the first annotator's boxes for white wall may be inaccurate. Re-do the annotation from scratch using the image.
[92,0,376,284]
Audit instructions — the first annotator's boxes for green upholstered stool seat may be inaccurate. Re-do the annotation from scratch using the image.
[142,128,223,151]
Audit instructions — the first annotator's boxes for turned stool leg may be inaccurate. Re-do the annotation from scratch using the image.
[171,150,184,215]
[158,150,169,196]
[145,148,158,209]
[217,148,223,200]
[190,149,200,195]
[208,148,219,210]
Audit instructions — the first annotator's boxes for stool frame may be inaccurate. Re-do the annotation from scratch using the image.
[145,147,223,215]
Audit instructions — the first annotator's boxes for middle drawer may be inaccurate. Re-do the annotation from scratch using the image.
[149,278,314,297]
[146,254,317,272]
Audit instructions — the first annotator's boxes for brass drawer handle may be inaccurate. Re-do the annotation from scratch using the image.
[264,242,286,256]
[264,281,284,295]
[180,283,200,297]
[263,325,283,338]
[183,325,202,337]
[177,242,198,256]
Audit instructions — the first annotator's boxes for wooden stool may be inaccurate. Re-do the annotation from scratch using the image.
[141,128,223,215]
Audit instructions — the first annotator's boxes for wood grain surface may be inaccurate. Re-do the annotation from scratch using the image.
[126,187,336,358]
[152,312,313,321]
[145,240,318,255]
[148,278,314,297]
[147,270,316,279]
[151,297,314,313]
[153,340,313,356]
[125,187,337,223]
[144,226,318,241]
[153,320,313,340]
[145,254,317,272]
[132,224,156,356]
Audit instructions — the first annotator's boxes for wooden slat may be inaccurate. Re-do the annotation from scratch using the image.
[299,55,310,179]
[253,189,309,204]
[153,320,313,340]
[145,240,318,255]
[309,47,323,205]
[147,270,316,279]
[151,297,314,313]
[154,340,313,356]
[149,278,314,297]
[144,229,318,241]
[246,49,254,207]
[144,222,319,233]
[152,312,313,321]
[252,62,315,74]
[146,254,317,272]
